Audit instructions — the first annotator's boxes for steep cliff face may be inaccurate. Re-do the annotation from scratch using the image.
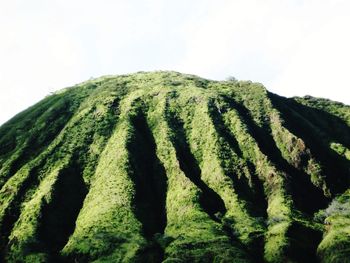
[0,71,349,262]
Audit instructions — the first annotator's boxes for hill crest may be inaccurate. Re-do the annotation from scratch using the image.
[0,71,349,262]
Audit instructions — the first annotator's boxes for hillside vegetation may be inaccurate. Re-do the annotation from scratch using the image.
[0,71,349,262]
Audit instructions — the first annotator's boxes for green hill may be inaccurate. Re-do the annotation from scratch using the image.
[0,71,349,262]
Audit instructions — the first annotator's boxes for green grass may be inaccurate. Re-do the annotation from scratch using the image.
[317,190,350,263]
[0,71,348,262]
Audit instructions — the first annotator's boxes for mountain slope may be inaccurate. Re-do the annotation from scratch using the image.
[0,71,349,262]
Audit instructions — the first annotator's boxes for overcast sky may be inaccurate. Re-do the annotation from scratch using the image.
[1,0,349,125]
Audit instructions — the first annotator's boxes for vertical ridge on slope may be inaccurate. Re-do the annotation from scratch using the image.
[222,107,293,263]
[62,93,149,262]
[217,86,330,213]
[207,98,267,217]
[268,109,330,212]
[217,90,323,262]
[255,90,331,200]
[0,119,78,261]
[6,155,78,262]
[290,97,350,148]
[0,93,65,162]
[1,82,122,262]
[164,100,226,222]
[0,83,96,179]
[210,91,293,262]
[36,157,88,261]
[239,95,327,212]
[317,189,350,263]
[127,106,168,262]
[0,159,46,261]
[294,96,350,128]
[174,88,266,250]
[268,93,350,195]
[0,91,79,188]
[192,100,266,261]
[147,90,251,262]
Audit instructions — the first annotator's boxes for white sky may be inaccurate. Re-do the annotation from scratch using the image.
[0,0,350,125]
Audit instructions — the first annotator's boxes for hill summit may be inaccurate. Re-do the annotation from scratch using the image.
[0,71,349,262]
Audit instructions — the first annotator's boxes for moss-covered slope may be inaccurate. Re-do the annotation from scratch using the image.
[0,71,349,262]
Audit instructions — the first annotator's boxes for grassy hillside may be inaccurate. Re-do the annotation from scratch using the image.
[0,71,349,262]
